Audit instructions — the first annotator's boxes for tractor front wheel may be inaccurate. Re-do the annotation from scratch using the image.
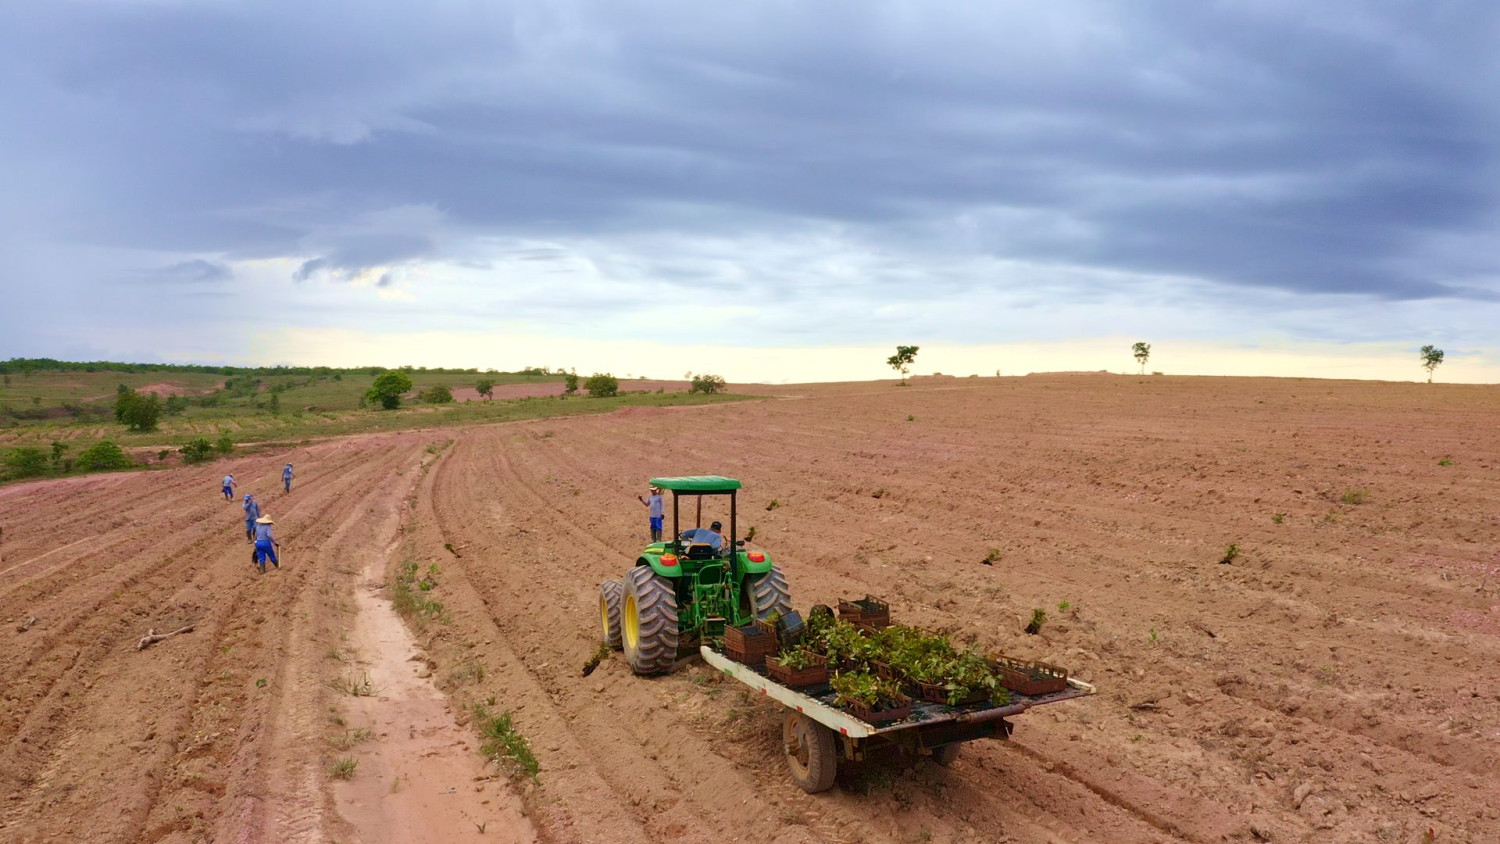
[784,712,837,793]
[623,566,679,675]
[600,579,624,651]
[750,565,792,621]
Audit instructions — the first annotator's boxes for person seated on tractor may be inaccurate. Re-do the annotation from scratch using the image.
[679,520,725,556]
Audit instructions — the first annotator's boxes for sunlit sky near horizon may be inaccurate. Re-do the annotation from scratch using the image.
[2,2,1498,383]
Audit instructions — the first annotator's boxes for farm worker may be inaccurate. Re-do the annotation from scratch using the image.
[682,520,725,552]
[282,463,294,493]
[252,515,280,573]
[242,494,260,542]
[637,485,665,542]
[222,474,236,500]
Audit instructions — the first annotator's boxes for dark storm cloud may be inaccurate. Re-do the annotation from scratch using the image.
[2,0,1499,355]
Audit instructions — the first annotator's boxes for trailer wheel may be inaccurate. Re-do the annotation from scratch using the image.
[784,712,837,793]
[623,566,678,675]
[600,579,624,651]
[930,744,961,766]
[750,565,792,621]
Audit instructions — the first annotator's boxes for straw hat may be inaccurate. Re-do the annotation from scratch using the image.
[255,515,274,524]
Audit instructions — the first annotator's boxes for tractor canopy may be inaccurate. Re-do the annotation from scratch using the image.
[649,476,742,493]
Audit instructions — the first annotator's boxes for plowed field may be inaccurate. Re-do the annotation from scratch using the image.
[3,375,1498,843]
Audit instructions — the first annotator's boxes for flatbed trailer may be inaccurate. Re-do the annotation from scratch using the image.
[701,645,1096,793]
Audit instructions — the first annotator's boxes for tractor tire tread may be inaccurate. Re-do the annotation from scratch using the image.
[626,566,679,675]
[751,565,792,621]
[600,579,625,650]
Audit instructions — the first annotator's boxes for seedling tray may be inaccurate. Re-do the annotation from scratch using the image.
[844,697,913,725]
[765,653,829,688]
[838,595,891,630]
[917,682,989,707]
[992,656,1068,696]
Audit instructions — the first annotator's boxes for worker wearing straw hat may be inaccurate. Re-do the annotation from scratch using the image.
[637,484,665,542]
[252,515,281,573]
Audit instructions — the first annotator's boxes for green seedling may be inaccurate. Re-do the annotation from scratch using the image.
[1025,608,1047,635]
[328,757,358,780]
[1220,543,1240,565]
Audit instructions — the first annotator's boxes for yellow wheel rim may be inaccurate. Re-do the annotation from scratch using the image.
[623,593,639,651]
[600,595,611,640]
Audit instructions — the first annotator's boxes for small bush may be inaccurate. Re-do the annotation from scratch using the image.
[4,447,49,478]
[76,440,133,471]
[420,385,454,404]
[563,372,579,397]
[180,438,215,464]
[689,374,726,394]
[584,373,619,398]
[215,432,235,455]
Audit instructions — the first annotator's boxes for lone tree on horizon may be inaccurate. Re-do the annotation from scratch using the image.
[1132,341,1151,375]
[887,345,919,385]
[1420,345,1445,383]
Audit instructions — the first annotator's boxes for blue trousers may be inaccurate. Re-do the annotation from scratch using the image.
[254,540,279,570]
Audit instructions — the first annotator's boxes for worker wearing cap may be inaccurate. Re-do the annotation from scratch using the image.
[282,463,295,493]
[242,493,260,542]
[252,515,280,573]
[222,474,236,500]
[682,520,725,552]
[637,485,665,542]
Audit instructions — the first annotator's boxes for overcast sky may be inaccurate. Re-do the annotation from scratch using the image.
[2,1,1497,382]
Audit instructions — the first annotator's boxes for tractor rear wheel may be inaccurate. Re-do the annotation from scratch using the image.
[750,565,792,621]
[784,712,837,793]
[623,566,678,675]
[600,579,624,650]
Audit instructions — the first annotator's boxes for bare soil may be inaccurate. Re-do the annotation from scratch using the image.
[2,374,1498,843]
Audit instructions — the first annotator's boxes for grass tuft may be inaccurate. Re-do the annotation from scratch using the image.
[474,705,540,780]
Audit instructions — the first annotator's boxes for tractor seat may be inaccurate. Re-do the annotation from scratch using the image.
[683,542,720,560]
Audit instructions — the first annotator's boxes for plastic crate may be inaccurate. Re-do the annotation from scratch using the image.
[764,653,829,688]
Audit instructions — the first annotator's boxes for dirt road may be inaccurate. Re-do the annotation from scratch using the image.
[3,374,1498,842]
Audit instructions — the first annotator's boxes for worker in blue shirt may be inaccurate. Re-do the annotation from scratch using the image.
[681,520,725,552]
[242,494,260,542]
[282,463,295,494]
[252,515,280,573]
[636,485,665,542]
[222,474,236,500]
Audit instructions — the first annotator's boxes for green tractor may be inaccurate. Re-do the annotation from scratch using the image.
[600,476,791,674]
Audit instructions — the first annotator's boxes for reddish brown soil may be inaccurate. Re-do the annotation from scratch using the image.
[3,375,1498,843]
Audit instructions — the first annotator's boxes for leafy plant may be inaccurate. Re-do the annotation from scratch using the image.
[830,671,907,709]
[215,432,235,454]
[76,440,132,470]
[421,384,454,404]
[690,373,726,394]
[1220,543,1240,564]
[584,373,619,398]
[886,345,919,385]
[4,447,48,479]
[1437,456,1453,467]
[1025,608,1046,635]
[562,371,579,397]
[475,378,494,400]
[365,371,414,410]
[180,438,215,464]
[114,389,162,432]
[775,648,821,671]
[1271,513,1285,524]
[1057,600,1071,611]
[765,499,780,511]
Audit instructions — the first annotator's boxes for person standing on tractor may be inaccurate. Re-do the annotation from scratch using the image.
[221,474,236,501]
[242,493,260,542]
[637,485,665,542]
[252,515,280,573]
[282,463,295,494]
